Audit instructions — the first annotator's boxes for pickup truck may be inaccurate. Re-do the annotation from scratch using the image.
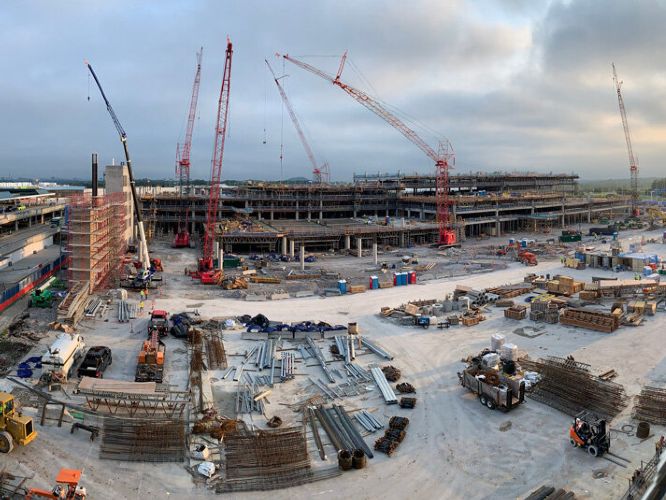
[77,346,112,378]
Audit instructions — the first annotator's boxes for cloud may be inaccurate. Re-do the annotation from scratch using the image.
[0,0,665,181]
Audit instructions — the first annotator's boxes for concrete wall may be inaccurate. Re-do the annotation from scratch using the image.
[104,164,133,244]
[0,233,54,269]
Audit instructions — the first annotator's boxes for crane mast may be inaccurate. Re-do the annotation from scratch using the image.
[612,63,640,216]
[200,38,233,271]
[280,53,455,244]
[265,59,330,183]
[176,48,203,195]
[85,61,151,276]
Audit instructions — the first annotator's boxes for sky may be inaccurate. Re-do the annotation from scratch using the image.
[1,0,665,182]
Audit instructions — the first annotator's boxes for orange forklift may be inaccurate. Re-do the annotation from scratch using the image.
[569,411,610,457]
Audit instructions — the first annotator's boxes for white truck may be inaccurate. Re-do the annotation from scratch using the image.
[41,333,86,381]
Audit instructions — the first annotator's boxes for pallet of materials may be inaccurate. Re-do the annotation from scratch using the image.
[504,305,527,320]
[348,285,366,294]
[559,307,620,333]
[250,276,281,284]
[461,315,481,326]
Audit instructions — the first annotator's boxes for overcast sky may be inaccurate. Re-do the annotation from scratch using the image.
[1,0,665,182]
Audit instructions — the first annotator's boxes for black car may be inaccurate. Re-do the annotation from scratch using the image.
[77,346,112,378]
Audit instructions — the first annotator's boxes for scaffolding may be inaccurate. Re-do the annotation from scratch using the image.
[65,192,127,293]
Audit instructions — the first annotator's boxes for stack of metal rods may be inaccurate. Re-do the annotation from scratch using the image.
[371,367,398,404]
[280,352,295,381]
[312,405,373,458]
[117,300,136,322]
[306,337,335,383]
[355,410,384,432]
[361,338,394,360]
[100,418,185,462]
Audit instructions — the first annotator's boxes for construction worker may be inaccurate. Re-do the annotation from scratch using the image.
[139,300,145,315]
[139,289,145,301]
[657,435,665,456]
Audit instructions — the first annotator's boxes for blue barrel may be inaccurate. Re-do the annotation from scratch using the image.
[338,279,347,294]
[371,276,379,289]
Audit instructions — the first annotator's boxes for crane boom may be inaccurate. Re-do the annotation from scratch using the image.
[280,52,455,244]
[200,38,233,271]
[86,61,151,274]
[612,63,639,216]
[264,59,328,182]
[177,48,203,195]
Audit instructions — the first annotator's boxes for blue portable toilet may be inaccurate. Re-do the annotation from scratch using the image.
[370,276,379,289]
[338,279,347,294]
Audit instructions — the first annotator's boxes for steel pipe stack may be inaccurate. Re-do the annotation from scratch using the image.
[281,352,295,381]
[361,338,394,360]
[355,410,384,432]
[371,367,398,404]
[306,337,335,383]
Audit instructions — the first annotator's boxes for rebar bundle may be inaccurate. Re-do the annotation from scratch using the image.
[100,418,185,462]
[206,334,227,370]
[524,356,628,420]
[633,386,666,425]
[218,427,341,492]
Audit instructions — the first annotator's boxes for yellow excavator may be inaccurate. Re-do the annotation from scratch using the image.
[0,391,38,453]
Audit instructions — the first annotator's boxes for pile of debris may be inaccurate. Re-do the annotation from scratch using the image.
[381,365,401,382]
[520,356,628,420]
[374,416,409,456]
[523,485,576,500]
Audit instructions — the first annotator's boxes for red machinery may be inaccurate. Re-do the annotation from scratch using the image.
[280,52,456,245]
[265,59,330,183]
[199,39,233,274]
[612,63,640,217]
[173,48,203,248]
[26,469,87,499]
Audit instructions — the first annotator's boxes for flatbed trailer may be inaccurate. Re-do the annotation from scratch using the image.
[459,369,525,411]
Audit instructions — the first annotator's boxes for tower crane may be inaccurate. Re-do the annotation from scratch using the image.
[173,48,203,248]
[280,52,456,245]
[265,59,330,183]
[199,38,233,273]
[612,63,640,217]
[176,47,203,195]
[85,61,152,282]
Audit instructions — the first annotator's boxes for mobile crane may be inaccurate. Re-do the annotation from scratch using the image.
[86,61,153,286]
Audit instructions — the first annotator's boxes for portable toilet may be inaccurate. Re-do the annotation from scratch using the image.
[338,279,347,294]
[401,272,409,285]
[508,238,516,245]
[409,271,417,284]
[370,276,379,289]
[393,272,399,286]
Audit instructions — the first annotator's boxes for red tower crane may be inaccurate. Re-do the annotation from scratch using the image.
[265,59,330,183]
[280,52,456,245]
[612,63,640,217]
[176,47,203,195]
[173,48,203,248]
[199,38,233,272]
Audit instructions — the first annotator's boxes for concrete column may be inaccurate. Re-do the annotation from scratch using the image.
[40,214,44,224]
[319,211,323,221]
[289,239,295,258]
[356,237,362,258]
[257,211,262,221]
[295,201,299,220]
[407,209,411,218]
[353,209,357,218]
[281,236,288,255]
[219,246,224,270]
[300,245,305,271]
[495,220,501,237]
[373,242,378,265]
[213,241,220,267]
[307,211,311,222]
[345,235,351,250]
[270,209,274,221]
[400,233,406,247]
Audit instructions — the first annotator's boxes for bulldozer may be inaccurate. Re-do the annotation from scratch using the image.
[0,391,38,453]
[569,411,610,457]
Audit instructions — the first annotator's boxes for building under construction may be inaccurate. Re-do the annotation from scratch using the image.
[141,172,630,253]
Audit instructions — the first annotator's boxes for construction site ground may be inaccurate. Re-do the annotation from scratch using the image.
[2,227,665,499]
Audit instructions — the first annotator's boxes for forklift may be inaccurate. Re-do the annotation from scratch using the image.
[569,411,610,457]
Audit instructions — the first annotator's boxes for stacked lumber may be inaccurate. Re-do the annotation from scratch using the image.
[485,283,535,298]
[559,308,619,333]
[521,356,628,420]
[250,276,281,284]
[348,285,366,294]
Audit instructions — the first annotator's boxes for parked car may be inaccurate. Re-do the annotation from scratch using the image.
[77,346,112,378]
